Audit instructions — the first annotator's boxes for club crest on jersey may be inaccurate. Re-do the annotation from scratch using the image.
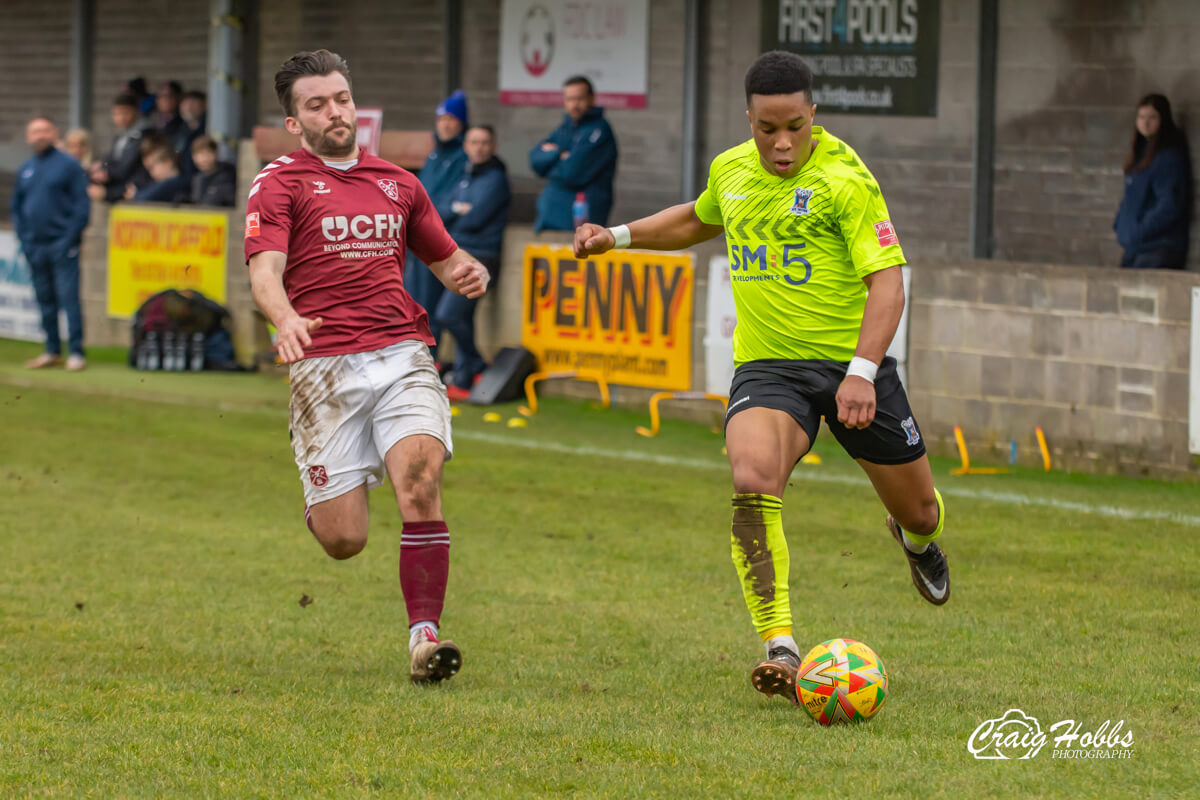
[377,179,399,201]
[308,465,329,488]
[790,187,814,216]
[312,180,330,195]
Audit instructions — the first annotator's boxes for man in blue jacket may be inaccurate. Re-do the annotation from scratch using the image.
[405,89,470,365]
[11,118,91,370]
[529,76,618,232]
[435,124,512,399]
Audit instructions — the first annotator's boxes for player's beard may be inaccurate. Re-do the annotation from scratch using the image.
[303,120,357,159]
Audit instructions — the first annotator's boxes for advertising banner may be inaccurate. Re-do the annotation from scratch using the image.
[0,229,41,341]
[107,206,228,318]
[761,0,941,116]
[499,0,649,109]
[522,244,693,390]
[1190,288,1199,454]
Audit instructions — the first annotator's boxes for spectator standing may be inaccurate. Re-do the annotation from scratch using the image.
[156,81,197,178]
[405,90,469,365]
[62,128,93,169]
[133,147,190,204]
[181,90,207,138]
[529,76,618,232]
[91,93,152,201]
[190,135,237,206]
[435,124,512,399]
[125,76,154,117]
[1114,93,1192,270]
[155,82,188,150]
[10,118,91,370]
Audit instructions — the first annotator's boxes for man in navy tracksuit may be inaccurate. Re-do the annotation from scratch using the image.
[529,76,618,232]
[406,90,470,363]
[10,118,91,370]
[436,125,512,399]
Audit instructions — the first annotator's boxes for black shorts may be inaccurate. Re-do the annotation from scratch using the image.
[725,356,926,465]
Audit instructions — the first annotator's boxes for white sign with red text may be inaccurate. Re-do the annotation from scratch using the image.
[355,107,383,157]
[499,0,649,109]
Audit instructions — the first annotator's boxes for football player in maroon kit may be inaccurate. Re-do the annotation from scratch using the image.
[245,50,489,684]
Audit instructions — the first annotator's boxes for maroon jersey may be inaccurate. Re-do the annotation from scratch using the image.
[244,148,458,358]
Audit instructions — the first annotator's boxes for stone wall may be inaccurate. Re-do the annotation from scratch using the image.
[7,0,1200,270]
[993,0,1200,269]
[907,259,1198,478]
[76,201,259,365]
[56,210,1199,478]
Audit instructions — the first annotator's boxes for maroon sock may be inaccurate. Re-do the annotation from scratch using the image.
[400,521,450,627]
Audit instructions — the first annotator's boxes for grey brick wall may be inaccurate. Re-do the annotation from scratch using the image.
[908,259,1198,478]
[257,0,446,129]
[993,0,1200,269]
[89,0,210,148]
[0,0,74,209]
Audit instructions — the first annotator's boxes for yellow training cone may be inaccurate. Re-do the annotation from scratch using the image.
[801,453,822,465]
[506,417,528,428]
[483,412,502,423]
[450,406,462,417]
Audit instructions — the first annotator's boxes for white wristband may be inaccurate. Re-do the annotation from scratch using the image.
[846,356,878,383]
[608,224,631,249]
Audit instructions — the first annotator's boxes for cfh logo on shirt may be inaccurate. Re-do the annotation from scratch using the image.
[874,220,899,247]
[245,212,261,238]
[320,214,404,242]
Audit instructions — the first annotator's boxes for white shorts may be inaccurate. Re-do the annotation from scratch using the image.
[289,339,453,505]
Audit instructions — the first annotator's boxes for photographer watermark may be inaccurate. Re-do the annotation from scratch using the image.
[968,709,1135,760]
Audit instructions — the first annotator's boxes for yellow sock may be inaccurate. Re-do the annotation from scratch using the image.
[730,493,791,639]
[902,488,945,546]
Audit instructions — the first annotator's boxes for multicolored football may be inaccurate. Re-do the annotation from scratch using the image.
[796,638,889,725]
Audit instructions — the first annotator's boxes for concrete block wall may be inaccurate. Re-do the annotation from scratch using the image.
[0,0,74,208]
[88,0,211,149]
[908,259,1198,478]
[77,201,258,365]
[993,0,1200,269]
[256,0,446,129]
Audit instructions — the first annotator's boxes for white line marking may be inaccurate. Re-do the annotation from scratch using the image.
[454,430,1200,528]
[3,375,1195,528]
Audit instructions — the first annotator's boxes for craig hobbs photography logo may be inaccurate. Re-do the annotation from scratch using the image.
[968,709,1135,760]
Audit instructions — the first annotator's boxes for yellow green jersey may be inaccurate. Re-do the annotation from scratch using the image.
[694,127,905,364]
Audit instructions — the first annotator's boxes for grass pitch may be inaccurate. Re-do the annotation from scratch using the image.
[0,339,1197,798]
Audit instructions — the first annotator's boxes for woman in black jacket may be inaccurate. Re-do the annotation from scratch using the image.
[1113,94,1191,269]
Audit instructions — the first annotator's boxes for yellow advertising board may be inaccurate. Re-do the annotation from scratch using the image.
[521,244,694,391]
[107,205,228,317]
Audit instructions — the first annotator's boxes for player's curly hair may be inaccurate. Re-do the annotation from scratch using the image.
[744,51,813,105]
[274,49,352,117]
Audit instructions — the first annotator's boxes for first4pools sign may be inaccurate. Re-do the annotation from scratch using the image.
[762,0,941,116]
[522,244,693,391]
[107,205,228,318]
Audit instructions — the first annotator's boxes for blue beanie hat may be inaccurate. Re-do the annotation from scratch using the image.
[436,90,469,127]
